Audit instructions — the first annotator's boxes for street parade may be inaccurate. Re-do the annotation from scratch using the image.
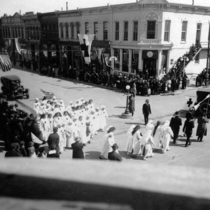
[1,0,210,209]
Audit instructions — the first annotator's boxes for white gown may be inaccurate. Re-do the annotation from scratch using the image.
[125,125,136,154]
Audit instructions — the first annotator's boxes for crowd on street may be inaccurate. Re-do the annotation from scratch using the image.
[1,92,209,161]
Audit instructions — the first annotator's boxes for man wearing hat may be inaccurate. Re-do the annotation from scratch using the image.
[108,143,122,162]
[142,99,152,125]
[71,137,84,159]
[5,142,23,157]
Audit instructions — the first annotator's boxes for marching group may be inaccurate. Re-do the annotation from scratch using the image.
[1,90,209,161]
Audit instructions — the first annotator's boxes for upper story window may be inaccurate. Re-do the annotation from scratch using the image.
[71,23,74,39]
[115,21,119,41]
[147,20,156,39]
[60,23,64,38]
[196,23,202,43]
[124,21,128,41]
[133,21,138,41]
[94,22,98,40]
[76,22,80,39]
[181,21,188,42]
[65,23,69,38]
[103,21,108,40]
[85,22,89,34]
[164,20,171,42]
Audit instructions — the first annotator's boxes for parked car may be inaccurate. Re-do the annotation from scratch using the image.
[1,75,29,100]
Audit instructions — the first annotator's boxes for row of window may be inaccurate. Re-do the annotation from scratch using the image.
[60,20,204,42]
[2,27,24,39]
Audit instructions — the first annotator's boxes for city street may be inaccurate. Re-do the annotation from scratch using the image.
[1,68,210,168]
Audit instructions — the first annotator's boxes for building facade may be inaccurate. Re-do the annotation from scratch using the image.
[57,0,210,76]
[37,12,59,68]
[1,12,25,64]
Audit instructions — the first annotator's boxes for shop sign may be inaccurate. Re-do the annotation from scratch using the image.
[142,50,158,59]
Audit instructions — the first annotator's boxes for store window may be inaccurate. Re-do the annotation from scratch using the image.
[103,21,108,40]
[122,49,129,72]
[114,48,120,71]
[85,22,89,34]
[131,50,139,73]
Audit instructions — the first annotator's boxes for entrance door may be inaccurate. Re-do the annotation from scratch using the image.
[143,58,156,76]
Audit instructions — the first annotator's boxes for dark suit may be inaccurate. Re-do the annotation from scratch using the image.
[170,116,182,143]
[142,103,151,125]
[71,141,84,159]
[47,133,59,150]
[108,151,122,162]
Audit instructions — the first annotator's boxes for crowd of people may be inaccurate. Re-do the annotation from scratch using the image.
[1,91,208,161]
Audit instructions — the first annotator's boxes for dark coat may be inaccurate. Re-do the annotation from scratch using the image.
[5,150,23,158]
[71,141,84,159]
[170,116,182,138]
[108,151,122,162]
[129,96,135,112]
[142,103,151,116]
[183,119,194,136]
[47,133,59,150]
[196,116,209,136]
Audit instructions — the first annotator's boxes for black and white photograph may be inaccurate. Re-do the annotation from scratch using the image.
[0,0,210,209]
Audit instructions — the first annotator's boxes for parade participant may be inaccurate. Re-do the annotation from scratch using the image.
[66,101,73,113]
[39,114,48,141]
[99,105,108,131]
[196,112,209,142]
[125,124,136,155]
[57,124,66,153]
[108,143,122,162]
[100,126,116,159]
[34,98,40,115]
[5,142,23,158]
[152,121,163,149]
[169,111,182,144]
[78,115,88,144]
[142,99,152,125]
[162,120,174,153]
[71,137,85,159]
[142,120,156,160]
[131,124,143,158]
[65,120,74,148]
[183,112,195,147]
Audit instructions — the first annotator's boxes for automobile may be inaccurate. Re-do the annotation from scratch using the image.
[1,75,29,100]
[193,88,210,118]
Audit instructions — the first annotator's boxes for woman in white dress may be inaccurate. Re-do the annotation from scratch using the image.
[152,121,162,149]
[125,124,136,155]
[100,126,116,159]
[162,120,174,153]
[142,120,156,160]
[132,125,143,158]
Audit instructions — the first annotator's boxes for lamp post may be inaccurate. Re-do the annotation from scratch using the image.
[121,85,132,119]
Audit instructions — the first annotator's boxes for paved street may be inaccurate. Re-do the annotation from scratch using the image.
[1,68,210,168]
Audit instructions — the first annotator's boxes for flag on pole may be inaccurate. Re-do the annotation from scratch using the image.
[31,133,43,144]
[78,34,95,64]
[184,97,195,110]
[0,53,12,72]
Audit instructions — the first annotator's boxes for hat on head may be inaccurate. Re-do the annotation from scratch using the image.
[107,126,115,133]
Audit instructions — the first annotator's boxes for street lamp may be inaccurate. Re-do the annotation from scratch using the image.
[121,85,132,119]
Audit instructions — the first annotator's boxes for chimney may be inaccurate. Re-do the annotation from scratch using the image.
[66,2,68,11]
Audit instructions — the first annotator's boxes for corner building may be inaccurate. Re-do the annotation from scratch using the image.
[58,0,210,76]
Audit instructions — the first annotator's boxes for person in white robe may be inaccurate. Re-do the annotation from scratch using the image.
[131,125,143,157]
[34,98,40,115]
[125,124,136,155]
[39,114,49,141]
[100,126,117,159]
[65,120,74,147]
[99,106,108,131]
[162,120,174,153]
[57,124,66,153]
[152,121,163,149]
[142,120,156,160]
[78,116,88,144]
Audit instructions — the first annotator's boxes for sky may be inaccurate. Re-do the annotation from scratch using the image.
[1,0,210,17]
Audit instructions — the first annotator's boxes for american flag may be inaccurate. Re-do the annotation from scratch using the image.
[0,53,12,72]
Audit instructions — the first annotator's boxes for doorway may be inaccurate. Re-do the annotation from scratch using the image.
[143,58,156,76]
